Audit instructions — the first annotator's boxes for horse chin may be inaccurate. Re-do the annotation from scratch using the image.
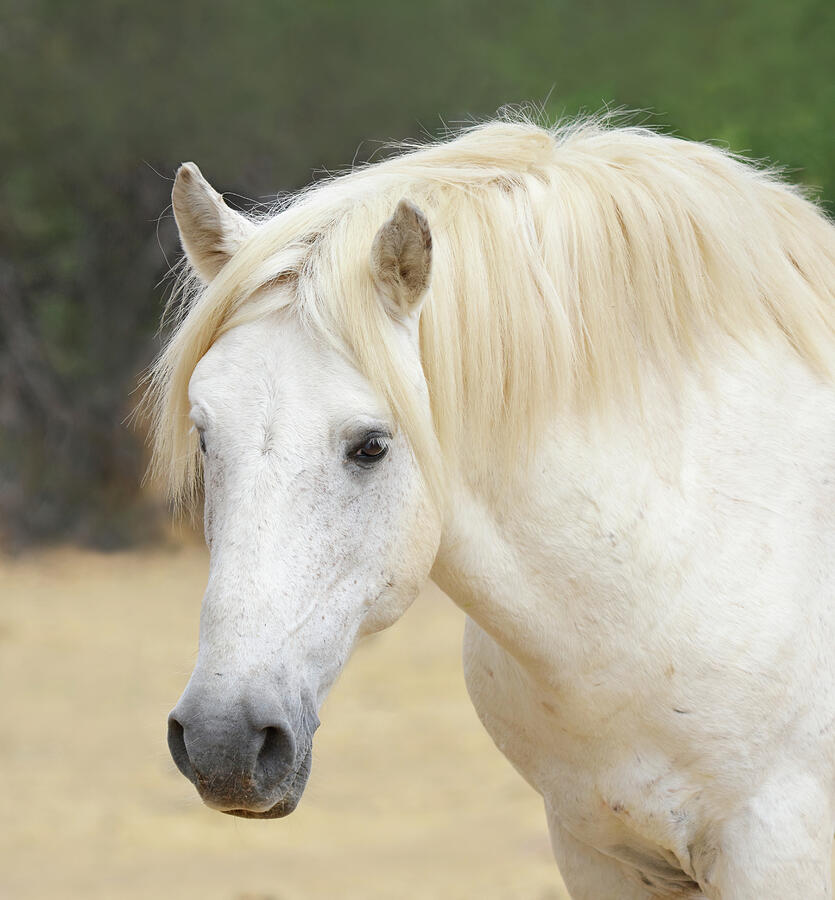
[216,746,312,820]
[220,797,298,819]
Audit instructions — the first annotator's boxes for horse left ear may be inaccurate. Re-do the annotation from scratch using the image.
[172,162,255,283]
[370,199,432,319]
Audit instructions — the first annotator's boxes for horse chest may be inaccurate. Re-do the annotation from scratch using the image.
[462,617,704,883]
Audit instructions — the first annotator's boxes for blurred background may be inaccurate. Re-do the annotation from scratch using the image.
[1,0,833,897]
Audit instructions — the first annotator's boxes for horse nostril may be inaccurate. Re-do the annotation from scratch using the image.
[255,723,297,787]
[167,714,196,783]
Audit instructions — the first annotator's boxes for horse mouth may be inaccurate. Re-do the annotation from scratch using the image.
[221,800,297,819]
[213,745,312,819]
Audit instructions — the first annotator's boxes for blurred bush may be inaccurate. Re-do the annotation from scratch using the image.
[1,0,832,546]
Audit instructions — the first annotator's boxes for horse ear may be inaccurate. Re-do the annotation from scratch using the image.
[370,199,432,319]
[172,162,255,283]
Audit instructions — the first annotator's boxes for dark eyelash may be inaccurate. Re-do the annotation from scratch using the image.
[349,432,389,464]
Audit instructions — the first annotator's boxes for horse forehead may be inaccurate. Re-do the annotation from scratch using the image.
[189,315,376,417]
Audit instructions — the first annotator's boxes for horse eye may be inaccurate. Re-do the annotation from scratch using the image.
[353,435,388,462]
[198,431,207,454]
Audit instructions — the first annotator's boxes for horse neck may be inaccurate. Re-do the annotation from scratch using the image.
[430,409,652,678]
[432,330,835,686]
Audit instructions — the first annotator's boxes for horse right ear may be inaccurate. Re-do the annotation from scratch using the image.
[370,199,432,321]
[172,162,255,283]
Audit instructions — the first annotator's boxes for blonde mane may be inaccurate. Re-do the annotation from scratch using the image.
[146,115,835,506]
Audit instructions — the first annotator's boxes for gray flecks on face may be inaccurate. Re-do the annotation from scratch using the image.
[168,308,441,818]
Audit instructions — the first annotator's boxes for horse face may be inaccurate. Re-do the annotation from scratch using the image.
[167,307,440,818]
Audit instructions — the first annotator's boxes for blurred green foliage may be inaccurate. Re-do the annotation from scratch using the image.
[1,0,832,545]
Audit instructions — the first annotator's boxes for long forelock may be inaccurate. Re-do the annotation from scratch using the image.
[146,113,835,509]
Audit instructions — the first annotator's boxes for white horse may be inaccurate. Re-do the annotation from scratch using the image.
[149,117,835,899]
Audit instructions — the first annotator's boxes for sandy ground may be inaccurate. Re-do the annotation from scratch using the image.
[1,545,568,899]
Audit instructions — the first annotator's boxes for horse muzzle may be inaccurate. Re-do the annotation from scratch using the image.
[167,684,318,818]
